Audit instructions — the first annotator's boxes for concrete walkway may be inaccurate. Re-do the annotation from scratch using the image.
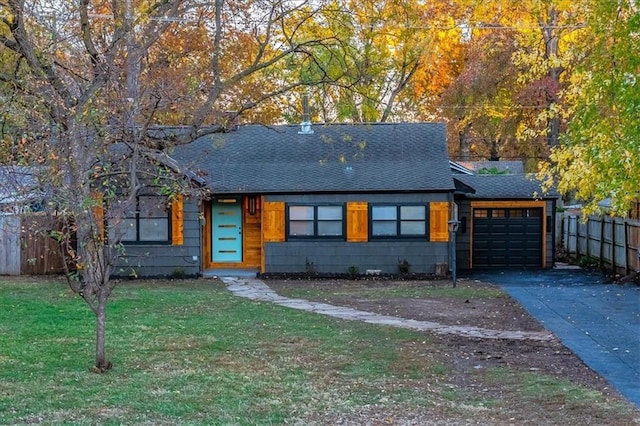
[220,276,554,342]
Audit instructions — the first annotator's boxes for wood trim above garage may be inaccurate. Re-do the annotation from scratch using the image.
[470,200,547,210]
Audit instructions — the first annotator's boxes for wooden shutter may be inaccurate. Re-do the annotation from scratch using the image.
[263,201,285,242]
[429,201,449,242]
[92,192,104,241]
[347,202,368,242]
[171,195,184,245]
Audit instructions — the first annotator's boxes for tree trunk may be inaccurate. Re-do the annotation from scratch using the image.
[490,139,500,161]
[458,123,472,161]
[93,289,112,373]
[541,6,563,150]
[547,114,560,149]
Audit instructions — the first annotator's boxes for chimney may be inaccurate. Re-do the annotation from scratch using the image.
[298,92,314,134]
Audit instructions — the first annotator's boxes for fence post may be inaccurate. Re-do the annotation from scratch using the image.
[577,216,581,259]
[0,215,22,275]
[599,218,605,269]
[585,218,590,259]
[612,217,617,273]
[624,221,629,275]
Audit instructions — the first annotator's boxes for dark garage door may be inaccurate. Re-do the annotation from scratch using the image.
[473,208,543,268]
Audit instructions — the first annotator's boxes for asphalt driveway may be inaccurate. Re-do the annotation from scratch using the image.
[469,268,640,407]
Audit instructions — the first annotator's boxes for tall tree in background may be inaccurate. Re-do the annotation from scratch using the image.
[0,0,335,371]
[437,26,519,161]
[540,0,639,215]
[285,0,455,123]
[431,0,588,166]
[510,0,588,162]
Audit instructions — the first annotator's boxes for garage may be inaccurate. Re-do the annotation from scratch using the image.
[451,170,557,271]
[472,207,543,268]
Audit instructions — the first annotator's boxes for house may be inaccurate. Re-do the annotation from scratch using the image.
[113,122,558,277]
[0,166,43,214]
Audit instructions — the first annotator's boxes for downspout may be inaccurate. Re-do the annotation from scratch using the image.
[551,197,557,268]
[198,199,204,276]
[448,192,460,288]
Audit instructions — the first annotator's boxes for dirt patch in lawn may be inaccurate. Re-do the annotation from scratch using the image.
[266,277,640,425]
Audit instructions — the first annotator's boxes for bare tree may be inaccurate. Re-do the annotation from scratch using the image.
[0,0,334,371]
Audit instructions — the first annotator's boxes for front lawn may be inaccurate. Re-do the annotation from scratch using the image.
[0,277,636,425]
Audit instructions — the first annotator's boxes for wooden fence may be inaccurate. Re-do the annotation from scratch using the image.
[562,214,640,275]
[0,214,66,275]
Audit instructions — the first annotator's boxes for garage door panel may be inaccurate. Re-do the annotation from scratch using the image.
[474,225,490,234]
[489,224,508,233]
[473,208,543,268]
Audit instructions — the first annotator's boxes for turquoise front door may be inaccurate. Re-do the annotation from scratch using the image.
[212,197,243,262]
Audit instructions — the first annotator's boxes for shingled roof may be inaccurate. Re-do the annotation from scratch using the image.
[454,174,557,199]
[170,123,454,194]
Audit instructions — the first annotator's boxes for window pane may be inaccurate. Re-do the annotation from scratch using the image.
[401,221,425,235]
[317,205,342,220]
[290,221,314,236]
[372,221,397,236]
[318,221,342,236]
[139,196,167,218]
[527,209,542,217]
[372,206,397,220]
[289,206,314,220]
[110,218,137,241]
[474,209,488,218]
[139,218,169,241]
[401,206,425,220]
[491,209,506,218]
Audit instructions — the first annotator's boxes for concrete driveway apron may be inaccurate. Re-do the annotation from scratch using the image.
[469,268,640,407]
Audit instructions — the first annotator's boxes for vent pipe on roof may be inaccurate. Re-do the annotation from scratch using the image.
[298,92,314,134]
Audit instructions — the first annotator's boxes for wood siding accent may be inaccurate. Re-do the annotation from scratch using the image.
[347,202,368,242]
[430,201,449,242]
[243,200,262,267]
[92,192,104,241]
[171,195,184,245]
[262,201,285,242]
[202,200,212,268]
[469,200,547,268]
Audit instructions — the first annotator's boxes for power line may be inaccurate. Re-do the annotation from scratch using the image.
[434,105,561,110]
[88,13,199,23]
[407,24,587,30]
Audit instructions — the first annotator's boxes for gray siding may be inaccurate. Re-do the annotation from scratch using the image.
[455,201,473,270]
[546,199,556,265]
[264,193,450,274]
[114,199,202,277]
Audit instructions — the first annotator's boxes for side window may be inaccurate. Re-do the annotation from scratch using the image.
[370,205,427,239]
[287,204,344,239]
[110,195,171,243]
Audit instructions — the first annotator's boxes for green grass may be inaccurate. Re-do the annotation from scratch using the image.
[0,277,635,425]
[0,278,437,425]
